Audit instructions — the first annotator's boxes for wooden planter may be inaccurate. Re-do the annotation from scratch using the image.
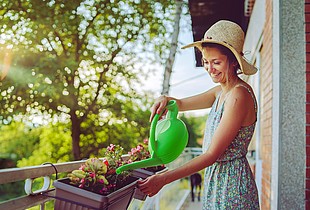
[131,167,168,201]
[53,176,139,210]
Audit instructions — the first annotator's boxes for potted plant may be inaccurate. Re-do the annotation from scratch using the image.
[53,144,139,210]
[125,139,167,200]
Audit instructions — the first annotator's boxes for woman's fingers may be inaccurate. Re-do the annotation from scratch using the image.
[137,174,165,197]
[149,103,160,122]
[138,178,152,195]
[137,179,148,189]
[149,96,169,122]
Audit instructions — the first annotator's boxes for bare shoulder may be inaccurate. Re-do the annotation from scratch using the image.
[233,84,255,98]
[225,84,257,125]
[226,84,255,109]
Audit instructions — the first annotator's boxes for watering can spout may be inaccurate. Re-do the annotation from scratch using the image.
[116,156,162,174]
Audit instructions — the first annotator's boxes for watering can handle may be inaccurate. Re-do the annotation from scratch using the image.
[149,100,178,154]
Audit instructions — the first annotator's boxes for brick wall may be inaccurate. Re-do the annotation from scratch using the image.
[305,1,310,209]
[259,0,273,209]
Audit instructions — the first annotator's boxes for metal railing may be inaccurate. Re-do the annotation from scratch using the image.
[0,147,202,210]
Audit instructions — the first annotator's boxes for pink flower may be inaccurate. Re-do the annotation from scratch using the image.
[107,144,115,151]
[136,145,143,152]
[131,148,137,154]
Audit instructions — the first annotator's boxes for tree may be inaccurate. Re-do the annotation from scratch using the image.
[161,0,182,95]
[0,0,177,160]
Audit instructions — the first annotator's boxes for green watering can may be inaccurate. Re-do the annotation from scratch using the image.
[116,100,188,174]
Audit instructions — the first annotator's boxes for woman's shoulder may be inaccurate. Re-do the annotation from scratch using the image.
[226,83,256,111]
[232,83,254,97]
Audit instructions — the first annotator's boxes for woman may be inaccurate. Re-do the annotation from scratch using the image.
[138,20,260,209]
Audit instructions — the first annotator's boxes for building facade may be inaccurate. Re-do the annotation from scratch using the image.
[244,0,305,209]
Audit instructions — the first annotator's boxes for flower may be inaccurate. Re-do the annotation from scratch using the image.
[67,144,130,195]
[126,139,165,171]
[127,139,151,163]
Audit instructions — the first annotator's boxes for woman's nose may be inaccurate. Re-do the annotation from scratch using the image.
[207,64,215,73]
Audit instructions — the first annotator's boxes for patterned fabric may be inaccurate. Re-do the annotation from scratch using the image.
[202,86,260,210]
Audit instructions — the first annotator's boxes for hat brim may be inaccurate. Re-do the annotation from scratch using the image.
[181,40,257,75]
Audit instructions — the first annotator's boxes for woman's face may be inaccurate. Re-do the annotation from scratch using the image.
[201,47,233,84]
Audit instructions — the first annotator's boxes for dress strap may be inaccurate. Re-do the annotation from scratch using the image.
[236,84,258,113]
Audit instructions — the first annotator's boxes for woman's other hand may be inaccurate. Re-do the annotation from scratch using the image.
[137,174,165,197]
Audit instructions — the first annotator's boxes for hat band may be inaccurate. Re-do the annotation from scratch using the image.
[201,38,245,56]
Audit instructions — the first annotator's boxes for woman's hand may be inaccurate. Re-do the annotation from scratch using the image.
[149,95,170,122]
[137,174,166,197]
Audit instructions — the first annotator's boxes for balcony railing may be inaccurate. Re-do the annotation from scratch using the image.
[0,147,202,210]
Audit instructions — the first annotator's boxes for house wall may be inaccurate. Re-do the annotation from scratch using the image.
[274,0,305,209]
[306,1,310,209]
[247,0,305,209]
[244,1,272,208]
[260,0,273,208]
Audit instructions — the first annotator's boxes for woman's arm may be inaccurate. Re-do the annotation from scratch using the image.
[149,85,221,122]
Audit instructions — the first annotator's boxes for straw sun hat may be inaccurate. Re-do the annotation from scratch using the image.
[182,20,257,75]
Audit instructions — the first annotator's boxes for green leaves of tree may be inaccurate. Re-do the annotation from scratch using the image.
[0,0,177,160]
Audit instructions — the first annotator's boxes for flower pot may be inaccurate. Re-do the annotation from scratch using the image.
[53,176,139,210]
[131,166,168,201]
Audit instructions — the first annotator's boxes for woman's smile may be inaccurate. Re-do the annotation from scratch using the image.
[210,72,221,78]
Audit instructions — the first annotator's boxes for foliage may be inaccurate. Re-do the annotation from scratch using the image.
[17,123,73,167]
[0,121,42,164]
[0,121,43,202]
[81,96,153,157]
[180,114,208,147]
[0,181,24,202]
[0,0,177,159]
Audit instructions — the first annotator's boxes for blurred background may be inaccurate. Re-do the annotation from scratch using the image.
[0,0,209,207]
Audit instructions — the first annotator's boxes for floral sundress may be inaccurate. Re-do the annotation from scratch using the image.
[202,85,260,210]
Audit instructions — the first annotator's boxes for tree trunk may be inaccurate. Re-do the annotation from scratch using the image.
[71,111,81,160]
[161,0,182,95]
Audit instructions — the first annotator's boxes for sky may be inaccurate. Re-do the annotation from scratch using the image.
[140,12,216,117]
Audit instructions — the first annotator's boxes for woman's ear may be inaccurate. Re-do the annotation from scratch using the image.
[232,62,240,70]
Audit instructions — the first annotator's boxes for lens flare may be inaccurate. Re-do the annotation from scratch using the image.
[1,50,12,81]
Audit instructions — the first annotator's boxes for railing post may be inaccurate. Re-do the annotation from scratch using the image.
[40,202,45,210]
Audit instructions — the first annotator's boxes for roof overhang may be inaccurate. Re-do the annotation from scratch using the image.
[187,0,250,67]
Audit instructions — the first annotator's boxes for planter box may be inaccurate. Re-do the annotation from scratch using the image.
[131,167,168,201]
[53,176,139,210]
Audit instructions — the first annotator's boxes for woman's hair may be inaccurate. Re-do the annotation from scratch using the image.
[201,42,240,72]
